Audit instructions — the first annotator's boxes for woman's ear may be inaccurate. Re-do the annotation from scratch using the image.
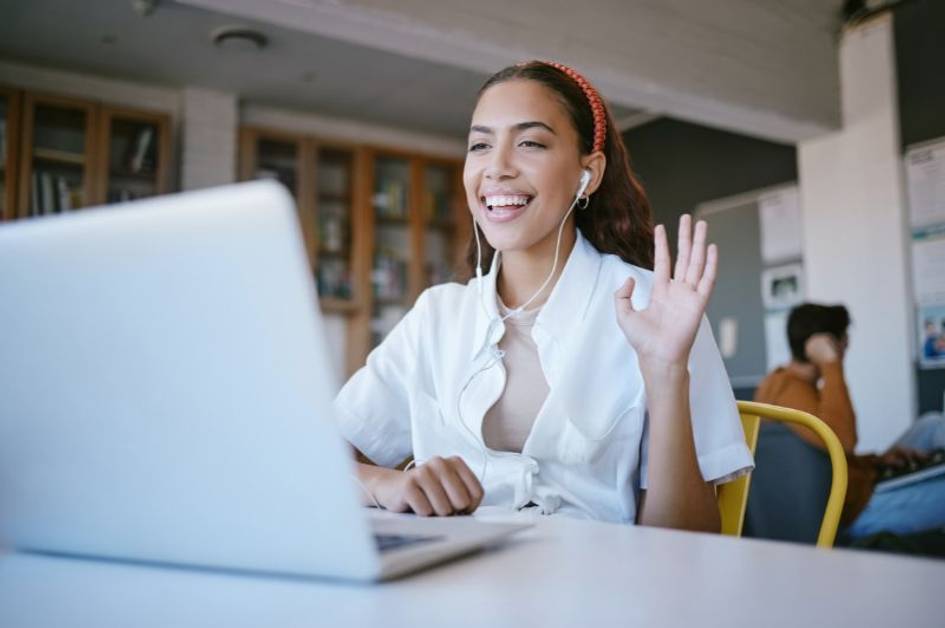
[581,151,607,196]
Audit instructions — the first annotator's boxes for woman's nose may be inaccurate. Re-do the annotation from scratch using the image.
[484,144,516,180]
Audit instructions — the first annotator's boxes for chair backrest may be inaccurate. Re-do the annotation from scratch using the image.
[717,401,849,548]
[717,410,760,537]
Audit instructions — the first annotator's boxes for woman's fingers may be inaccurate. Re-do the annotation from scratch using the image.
[431,458,472,512]
[697,243,718,298]
[653,224,671,285]
[449,457,485,512]
[414,466,454,516]
[614,276,637,316]
[406,456,484,516]
[674,214,692,281]
[685,219,708,287]
[403,478,434,516]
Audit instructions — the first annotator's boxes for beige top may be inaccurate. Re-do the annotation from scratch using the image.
[481,298,550,453]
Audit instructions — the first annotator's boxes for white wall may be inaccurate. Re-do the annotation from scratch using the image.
[797,14,915,452]
[181,87,238,191]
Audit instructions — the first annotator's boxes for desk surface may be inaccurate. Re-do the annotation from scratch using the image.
[1,508,942,628]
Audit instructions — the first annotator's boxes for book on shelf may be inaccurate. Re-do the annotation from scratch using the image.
[56,176,72,211]
[127,126,155,173]
[30,170,79,216]
[319,215,347,253]
[0,118,6,168]
[373,180,406,219]
[316,258,352,299]
[371,249,407,300]
[30,171,39,216]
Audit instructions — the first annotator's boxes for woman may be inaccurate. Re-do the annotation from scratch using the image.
[334,61,752,531]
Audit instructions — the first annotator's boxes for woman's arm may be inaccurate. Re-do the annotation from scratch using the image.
[615,215,721,532]
[636,363,720,532]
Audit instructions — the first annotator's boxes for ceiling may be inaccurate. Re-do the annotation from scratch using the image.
[0,0,639,139]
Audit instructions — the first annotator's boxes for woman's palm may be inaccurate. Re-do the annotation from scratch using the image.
[615,215,718,366]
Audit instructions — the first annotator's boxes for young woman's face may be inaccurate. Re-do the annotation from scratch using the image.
[463,79,587,254]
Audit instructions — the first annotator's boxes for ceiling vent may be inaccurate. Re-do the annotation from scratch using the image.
[211,26,268,52]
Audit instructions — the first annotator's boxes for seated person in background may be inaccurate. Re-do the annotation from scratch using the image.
[754,303,945,541]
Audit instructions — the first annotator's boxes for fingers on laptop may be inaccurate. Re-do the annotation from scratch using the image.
[406,456,484,516]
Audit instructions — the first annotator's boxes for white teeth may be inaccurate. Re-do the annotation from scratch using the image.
[484,195,530,208]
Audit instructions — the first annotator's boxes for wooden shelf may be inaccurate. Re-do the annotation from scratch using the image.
[376,214,409,226]
[318,248,350,258]
[320,297,360,314]
[33,148,86,165]
[109,169,158,182]
[319,192,350,203]
[426,219,455,231]
[374,296,408,307]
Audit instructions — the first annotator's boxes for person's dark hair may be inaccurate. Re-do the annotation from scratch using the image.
[787,303,851,362]
[464,61,654,277]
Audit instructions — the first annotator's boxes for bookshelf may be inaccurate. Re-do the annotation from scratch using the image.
[359,150,468,365]
[239,128,467,374]
[17,93,96,218]
[0,88,20,221]
[0,89,172,220]
[239,128,359,314]
[96,107,171,205]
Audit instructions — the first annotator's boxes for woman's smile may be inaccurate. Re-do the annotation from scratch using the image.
[480,191,535,223]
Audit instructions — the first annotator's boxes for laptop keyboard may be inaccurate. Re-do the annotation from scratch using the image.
[374,533,444,553]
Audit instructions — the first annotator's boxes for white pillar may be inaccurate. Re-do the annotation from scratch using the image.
[181,87,237,191]
[797,14,914,452]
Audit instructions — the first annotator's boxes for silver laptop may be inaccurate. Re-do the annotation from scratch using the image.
[0,180,527,582]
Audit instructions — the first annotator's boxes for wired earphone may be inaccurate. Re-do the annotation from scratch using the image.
[459,168,594,484]
[474,168,591,313]
[355,170,595,507]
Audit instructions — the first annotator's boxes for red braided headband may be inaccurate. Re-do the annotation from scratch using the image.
[528,60,607,154]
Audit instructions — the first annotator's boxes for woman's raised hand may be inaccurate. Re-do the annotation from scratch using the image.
[614,214,718,369]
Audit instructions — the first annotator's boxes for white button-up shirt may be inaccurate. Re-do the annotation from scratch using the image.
[335,231,753,523]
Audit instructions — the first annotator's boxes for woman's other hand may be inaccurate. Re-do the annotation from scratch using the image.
[614,214,717,370]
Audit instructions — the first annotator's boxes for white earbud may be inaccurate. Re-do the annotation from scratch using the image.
[577,169,592,199]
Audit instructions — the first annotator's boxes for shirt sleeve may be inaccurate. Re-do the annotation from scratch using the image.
[332,291,429,468]
[639,316,755,489]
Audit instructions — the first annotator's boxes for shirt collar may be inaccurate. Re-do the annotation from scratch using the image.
[473,229,603,353]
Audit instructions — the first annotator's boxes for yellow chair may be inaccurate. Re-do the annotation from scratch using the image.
[717,401,849,548]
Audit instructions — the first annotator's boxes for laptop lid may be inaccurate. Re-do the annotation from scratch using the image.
[0,181,382,580]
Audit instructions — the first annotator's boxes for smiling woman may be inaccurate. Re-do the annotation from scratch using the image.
[333,60,753,531]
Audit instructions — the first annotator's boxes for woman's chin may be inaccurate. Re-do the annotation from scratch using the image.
[481,230,532,253]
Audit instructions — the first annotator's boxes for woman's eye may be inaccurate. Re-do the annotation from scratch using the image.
[519,140,546,149]
[468,142,489,152]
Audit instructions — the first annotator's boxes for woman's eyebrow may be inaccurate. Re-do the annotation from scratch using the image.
[468,121,557,135]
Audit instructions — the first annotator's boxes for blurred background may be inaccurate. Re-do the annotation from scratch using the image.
[1,0,943,454]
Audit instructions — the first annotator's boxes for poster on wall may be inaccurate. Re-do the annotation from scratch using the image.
[759,187,803,263]
[906,139,945,231]
[918,304,945,369]
[912,229,945,305]
[761,263,804,310]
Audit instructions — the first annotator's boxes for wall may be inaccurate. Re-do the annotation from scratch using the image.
[623,118,797,241]
[895,0,945,415]
[797,14,914,452]
[622,119,797,399]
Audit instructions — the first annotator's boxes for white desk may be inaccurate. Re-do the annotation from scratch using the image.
[1,509,942,628]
